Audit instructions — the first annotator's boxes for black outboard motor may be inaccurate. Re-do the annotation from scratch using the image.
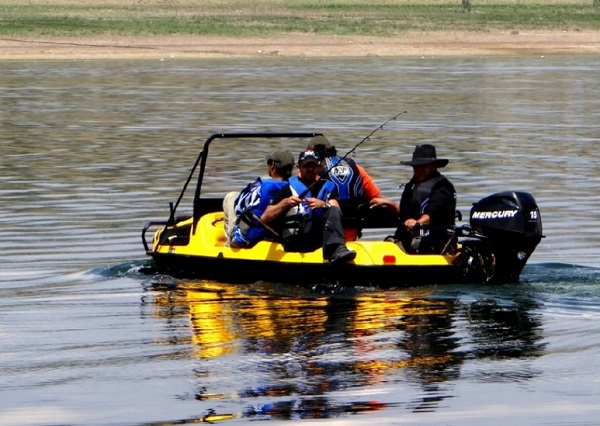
[469,191,543,283]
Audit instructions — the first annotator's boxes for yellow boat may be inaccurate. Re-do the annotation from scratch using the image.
[142,133,543,286]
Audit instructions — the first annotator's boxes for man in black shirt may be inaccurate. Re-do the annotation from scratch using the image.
[396,144,456,253]
[372,144,457,254]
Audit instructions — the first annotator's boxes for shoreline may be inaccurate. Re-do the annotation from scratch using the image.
[1,30,599,60]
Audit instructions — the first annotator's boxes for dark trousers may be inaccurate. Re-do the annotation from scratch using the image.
[283,207,345,259]
[395,226,451,254]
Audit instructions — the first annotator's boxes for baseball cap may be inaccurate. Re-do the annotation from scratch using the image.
[266,150,295,168]
[298,149,321,166]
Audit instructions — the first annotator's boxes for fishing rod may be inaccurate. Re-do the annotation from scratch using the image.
[299,111,407,199]
[248,114,407,241]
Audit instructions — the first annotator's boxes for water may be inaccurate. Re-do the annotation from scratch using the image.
[1,56,599,425]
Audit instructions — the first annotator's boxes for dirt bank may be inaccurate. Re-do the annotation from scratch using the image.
[1,30,599,60]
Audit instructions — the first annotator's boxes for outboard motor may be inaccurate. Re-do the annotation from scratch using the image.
[469,191,543,283]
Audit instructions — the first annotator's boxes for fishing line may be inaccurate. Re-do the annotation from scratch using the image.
[321,111,407,180]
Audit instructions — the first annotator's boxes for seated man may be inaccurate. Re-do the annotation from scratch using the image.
[261,149,356,263]
[372,144,456,254]
[308,135,382,240]
[223,150,294,248]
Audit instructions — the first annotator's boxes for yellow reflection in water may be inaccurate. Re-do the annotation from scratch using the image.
[182,283,329,359]
[187,287,237,359]
[170,283,459,385]
[349,290,456,385]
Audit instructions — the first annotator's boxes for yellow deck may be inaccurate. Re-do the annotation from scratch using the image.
[152,212,459,267]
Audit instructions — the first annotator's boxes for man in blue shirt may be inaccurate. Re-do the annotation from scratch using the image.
[262,149,356,263]
[223,150,294,248]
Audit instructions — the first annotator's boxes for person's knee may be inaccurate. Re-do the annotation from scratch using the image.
[223,191,238,211]
[222,191,240,247]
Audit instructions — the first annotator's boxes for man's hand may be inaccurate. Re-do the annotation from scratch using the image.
[285,195,302,208]
[369,197,400,214]
[261,195,301,223]
[303,197,327,210]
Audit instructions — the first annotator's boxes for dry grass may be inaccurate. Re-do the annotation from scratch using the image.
[2,0,593,4]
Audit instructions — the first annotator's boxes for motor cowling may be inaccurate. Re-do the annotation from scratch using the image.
[469,191,543,283]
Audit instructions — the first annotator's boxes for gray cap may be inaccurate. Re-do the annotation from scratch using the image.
[307,135,333,150]
[266,150,295,168]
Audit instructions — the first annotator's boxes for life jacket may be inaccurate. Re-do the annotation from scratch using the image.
[322,156,365,212]
[231,178,288,247]
[410,174,446,218]
[281,176,336,240]
[233,178,262,217]
[397,173,456,251]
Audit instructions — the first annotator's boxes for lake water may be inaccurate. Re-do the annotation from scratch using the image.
[1,56,599,425]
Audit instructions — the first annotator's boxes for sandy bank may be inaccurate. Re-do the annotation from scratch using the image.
[1,30,599,60]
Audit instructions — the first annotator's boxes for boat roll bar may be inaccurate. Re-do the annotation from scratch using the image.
[190,132,322,233]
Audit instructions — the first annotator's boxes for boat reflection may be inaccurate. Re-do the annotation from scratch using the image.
[149,281,544,420]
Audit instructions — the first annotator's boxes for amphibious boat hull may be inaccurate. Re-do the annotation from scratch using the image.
[149,251,460,286]
[146,212,464,287]
[142,133,543,286]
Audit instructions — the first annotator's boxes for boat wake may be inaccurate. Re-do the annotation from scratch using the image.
[87,259,155,279]
[523,262,600,285]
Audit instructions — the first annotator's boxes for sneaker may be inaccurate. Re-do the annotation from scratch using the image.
[330,246,356,264]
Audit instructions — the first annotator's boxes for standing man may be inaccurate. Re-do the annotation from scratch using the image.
[261,149,356,263]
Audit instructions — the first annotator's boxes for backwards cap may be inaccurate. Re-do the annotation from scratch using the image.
[298,149,321,166]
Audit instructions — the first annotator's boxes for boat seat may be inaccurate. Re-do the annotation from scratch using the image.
[342,204,399,240]
[196,212,227,247]
[345,204,400,229]
[212,214,227,246]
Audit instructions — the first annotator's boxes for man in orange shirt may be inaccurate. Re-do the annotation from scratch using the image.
[308,135,382,240]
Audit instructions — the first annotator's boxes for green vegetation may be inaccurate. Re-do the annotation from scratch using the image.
[0,1,598,38]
